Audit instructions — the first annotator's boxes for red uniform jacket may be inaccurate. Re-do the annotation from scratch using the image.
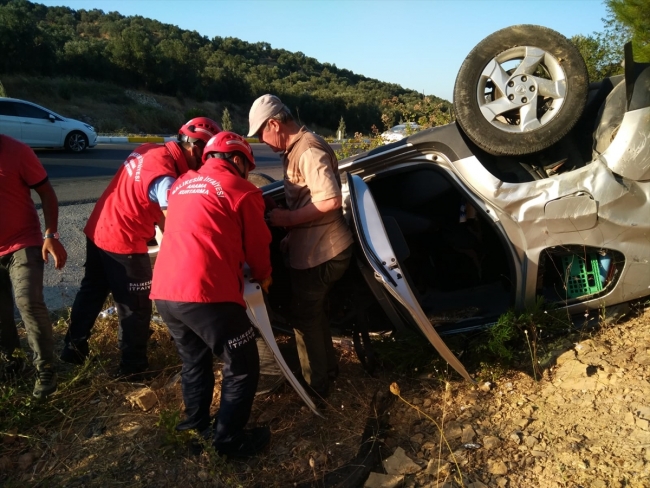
[84,142,187,254]
[150,158,272,306]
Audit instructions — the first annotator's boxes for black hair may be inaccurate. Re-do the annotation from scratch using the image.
[206,151,249,164]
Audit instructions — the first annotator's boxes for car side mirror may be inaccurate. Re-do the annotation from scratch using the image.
[48,114,56,123]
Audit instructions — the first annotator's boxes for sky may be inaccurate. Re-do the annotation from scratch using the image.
[38,0,611,101]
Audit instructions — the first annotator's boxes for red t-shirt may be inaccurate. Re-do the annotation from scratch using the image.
[150,158,272,306]
[0,135,48,256]
[84,142,185,254]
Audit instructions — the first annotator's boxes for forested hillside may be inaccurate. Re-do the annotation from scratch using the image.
[0,0,449,134]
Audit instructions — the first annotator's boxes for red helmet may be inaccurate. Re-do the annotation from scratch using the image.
[178,117,221,144]
[203,132,256,171]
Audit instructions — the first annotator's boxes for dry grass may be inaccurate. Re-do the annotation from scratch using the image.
[0,304,411,487]
[5,300,644,486]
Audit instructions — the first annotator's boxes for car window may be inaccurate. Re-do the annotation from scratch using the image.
[0,101,18,116]
[14,102,51,120]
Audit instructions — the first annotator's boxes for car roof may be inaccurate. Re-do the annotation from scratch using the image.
[390,122,420,129]
[0,97,64,119]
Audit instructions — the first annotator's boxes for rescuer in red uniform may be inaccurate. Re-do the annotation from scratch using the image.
[150,132,272,458]
[0,135,67,398]
[61,118,221,379]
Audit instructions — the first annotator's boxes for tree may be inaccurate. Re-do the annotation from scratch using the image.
[607,0,650,61]
[571,34,623,82]
[0,80,6,97]
[221,108,232,131]
[337,116,346,140]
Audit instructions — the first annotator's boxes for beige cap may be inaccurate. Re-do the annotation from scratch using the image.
[247,94,284,137]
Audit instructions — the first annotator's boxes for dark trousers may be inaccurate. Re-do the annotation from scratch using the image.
[66,238,152,370]
[0,246,53,370]
[290,245,352,395]
[155,300,259,444]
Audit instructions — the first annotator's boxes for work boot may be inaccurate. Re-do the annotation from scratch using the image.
[214,426,271,459]
[33,365,57,399]
[60,342,88,365]
[176,418,210,435]
[111,364,153,382]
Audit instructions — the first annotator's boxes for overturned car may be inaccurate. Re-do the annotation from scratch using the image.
[256,25,650,383]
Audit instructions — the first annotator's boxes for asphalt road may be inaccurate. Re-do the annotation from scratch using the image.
[36,143,285,205]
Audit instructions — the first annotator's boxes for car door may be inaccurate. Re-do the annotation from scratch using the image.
[0,101,22,140]
[14,102,63,147]
[346,173,474,383]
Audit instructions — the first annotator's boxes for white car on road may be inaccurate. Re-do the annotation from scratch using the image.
[0,97,97,152]
[381,122,422,143]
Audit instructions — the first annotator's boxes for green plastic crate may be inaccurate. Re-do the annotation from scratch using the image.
[562,254,603,299]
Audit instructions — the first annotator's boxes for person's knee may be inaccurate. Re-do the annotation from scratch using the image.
[14,293,48,320]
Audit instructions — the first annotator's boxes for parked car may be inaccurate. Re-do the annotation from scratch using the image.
[153,25,650,383]
[381,122,422,143]
[0,98,97,152]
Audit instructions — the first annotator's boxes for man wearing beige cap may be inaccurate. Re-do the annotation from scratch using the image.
[248,94,353,401]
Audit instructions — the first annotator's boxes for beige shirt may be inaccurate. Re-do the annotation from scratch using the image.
[282,127,354,269]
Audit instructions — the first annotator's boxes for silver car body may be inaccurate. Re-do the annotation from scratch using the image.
[260,55,648,378]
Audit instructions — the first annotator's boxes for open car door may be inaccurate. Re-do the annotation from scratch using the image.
[346,173,475,383]
[242,266,324,418]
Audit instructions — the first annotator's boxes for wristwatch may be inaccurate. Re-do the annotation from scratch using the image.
[44,232,60,240]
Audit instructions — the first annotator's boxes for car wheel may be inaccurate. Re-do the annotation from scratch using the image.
[453,25,588,156]
[65,131,88,153]
[248,172,276,188]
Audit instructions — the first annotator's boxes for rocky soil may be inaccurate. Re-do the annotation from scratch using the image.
[370,306,650,488]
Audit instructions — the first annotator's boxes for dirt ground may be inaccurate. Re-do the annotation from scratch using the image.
[1,304,650,488]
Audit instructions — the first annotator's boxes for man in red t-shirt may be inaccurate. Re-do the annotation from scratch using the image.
[151,132,272,458]
[0,135,67,399]
[60,118,221,379]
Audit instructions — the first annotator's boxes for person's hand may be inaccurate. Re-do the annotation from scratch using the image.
[42,239,67,270]
[268,208,292,227]
[255,275,273,294]
[279,235,289,254]
[263,195,278,212]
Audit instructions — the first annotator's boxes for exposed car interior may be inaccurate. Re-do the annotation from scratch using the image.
[365,165,513,332]
[263,165,514,338]
[537,245,625,305]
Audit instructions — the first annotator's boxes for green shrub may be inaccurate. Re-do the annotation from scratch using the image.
[477,296,569,379]
[184,107,206,120]
[335,126,385,160]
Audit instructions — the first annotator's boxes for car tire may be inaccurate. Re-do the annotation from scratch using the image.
[248,172,276,188]
[453,25,588,156]
[65,131,89,153]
